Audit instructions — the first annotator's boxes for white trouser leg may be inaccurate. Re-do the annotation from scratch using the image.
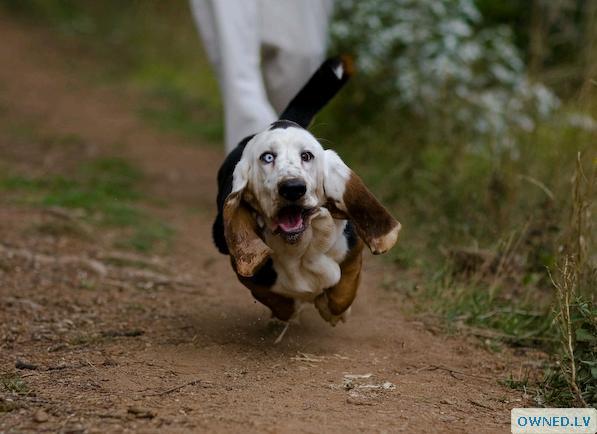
[259,0,334,113]
[190,0,277,152]
[189,0,220,72]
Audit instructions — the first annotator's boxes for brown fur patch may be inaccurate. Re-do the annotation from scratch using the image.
[322,236,364,316]
[223,191,272,277]
[343,173,401,254]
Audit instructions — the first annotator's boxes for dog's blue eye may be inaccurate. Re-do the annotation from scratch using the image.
[301,151,314,162]
[260,152,275,164]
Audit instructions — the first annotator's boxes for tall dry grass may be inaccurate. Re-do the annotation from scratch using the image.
[550,153,595,407]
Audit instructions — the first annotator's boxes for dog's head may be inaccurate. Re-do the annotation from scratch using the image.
[232,121,325,243]
[223,122,401,276]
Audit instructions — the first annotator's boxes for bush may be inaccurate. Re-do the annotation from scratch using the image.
[331,0,560,153]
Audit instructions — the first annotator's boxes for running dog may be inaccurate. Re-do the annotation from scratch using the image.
[213,57,401,326]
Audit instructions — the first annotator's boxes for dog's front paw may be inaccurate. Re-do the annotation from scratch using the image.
[314,293,350,326]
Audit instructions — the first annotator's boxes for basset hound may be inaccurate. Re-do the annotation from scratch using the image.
[213,57,401,327]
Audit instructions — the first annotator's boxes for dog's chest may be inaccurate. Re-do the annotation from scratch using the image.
[264,209,348,300]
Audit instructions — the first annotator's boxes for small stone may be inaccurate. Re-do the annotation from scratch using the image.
[441,398,457,405]
[346,396,375,406]
[16,359,38,370]
[33,409,49,423]
[63,423,85,434]
[128,406,155,419]
[102,357,117,367]
[381,381,396,390]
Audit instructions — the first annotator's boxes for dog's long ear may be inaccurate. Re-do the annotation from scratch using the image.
[324,150,401,254]
[222,160,272,277]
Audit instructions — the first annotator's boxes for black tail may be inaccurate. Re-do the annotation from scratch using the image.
[279,56,353,129]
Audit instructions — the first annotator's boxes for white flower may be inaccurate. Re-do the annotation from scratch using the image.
[331,0,562,153]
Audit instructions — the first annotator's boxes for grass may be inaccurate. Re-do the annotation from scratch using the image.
[136,74,223,143]
[135,71,222,146]
[29,220,91,239]
[418,251,556,347]
[544,155,596,407]
[549,259,597,406]
[414,154,596,407]
[0,373,28,395]
[314,101,595,263]
[0,0,223,145]
[121,220,174,253]
[0,157,173,252]
[0,157,140,213]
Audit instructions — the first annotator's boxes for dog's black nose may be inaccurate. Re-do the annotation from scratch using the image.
[278,179,307,201]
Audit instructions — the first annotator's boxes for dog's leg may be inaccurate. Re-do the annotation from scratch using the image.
[270,302,307,344]
[315,239,364,326]
[249,287,296,321]
[236,258,295,321]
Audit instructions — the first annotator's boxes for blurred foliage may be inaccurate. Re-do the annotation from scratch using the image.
[331,0,560,154]
[0,157,173,252]
[0,0,223,143]
[476,0,595,94]
[0,0,595,406]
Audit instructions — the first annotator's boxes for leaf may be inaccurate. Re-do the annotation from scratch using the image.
[575,328,597,343]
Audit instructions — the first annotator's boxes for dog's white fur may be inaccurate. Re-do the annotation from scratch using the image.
[230,127,352,301]
[265,209,348,300]
[232,128,320,223]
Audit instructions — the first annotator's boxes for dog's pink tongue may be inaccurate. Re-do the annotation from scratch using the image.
[277,209,303,233]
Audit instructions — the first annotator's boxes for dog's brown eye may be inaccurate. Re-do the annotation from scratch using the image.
[301,151,314,162]
[260,152,275,164]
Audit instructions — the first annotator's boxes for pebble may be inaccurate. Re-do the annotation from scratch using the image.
[441,398,457,405]
[33,409,49,423]
[128,406,156,419]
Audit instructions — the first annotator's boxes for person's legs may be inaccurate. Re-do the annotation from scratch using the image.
[189,0,221,72]
[259,0,334,114]
[190,0,277,152]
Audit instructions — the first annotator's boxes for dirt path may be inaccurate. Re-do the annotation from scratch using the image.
[0,14,532,433]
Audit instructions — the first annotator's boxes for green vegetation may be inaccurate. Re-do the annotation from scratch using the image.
[0,0,222,144]
[0,0,594,406]
[0,157,172,252]
[0,373,28,395]
[544,158,596,407]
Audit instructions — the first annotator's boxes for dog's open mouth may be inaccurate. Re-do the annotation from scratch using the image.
[274,206,314,242]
